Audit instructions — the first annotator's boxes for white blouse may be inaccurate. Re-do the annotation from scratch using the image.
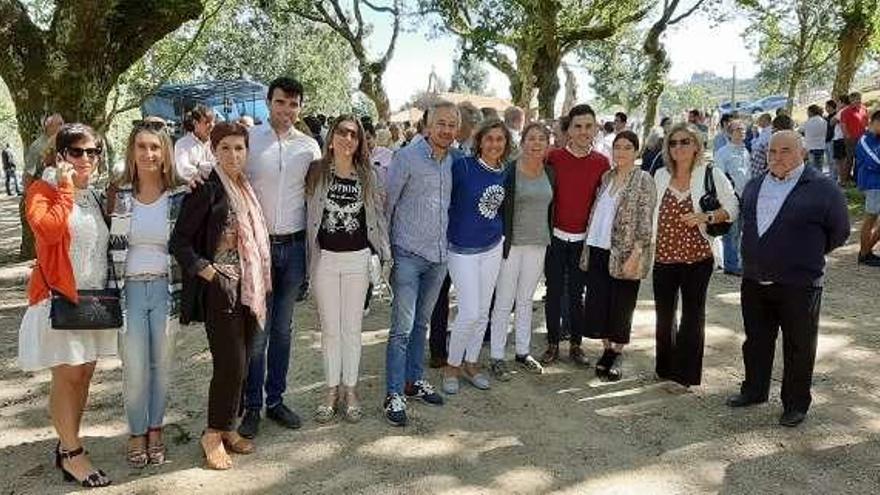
[586,186,618,250]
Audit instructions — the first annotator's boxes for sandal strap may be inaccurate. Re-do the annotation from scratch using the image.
[59,446,85,460]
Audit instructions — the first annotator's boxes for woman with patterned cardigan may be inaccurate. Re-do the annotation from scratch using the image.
[579,131,657,381]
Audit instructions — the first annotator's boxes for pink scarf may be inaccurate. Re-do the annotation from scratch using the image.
[214,166,272,329]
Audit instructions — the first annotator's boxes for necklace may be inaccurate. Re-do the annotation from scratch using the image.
[74,188,93,208]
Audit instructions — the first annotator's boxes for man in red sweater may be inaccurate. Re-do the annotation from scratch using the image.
[840,91,869,184]
[540,104,611,366]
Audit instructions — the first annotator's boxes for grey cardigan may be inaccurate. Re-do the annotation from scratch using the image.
[306,165,391,277]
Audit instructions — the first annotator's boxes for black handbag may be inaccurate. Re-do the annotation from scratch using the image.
[699,165,733,237]
[39,190,123,330]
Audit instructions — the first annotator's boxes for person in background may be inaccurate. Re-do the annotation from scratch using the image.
[653,123,738,387]
[174,104,215,182]
[713,113,734,154]
[595,121,615,160]
[580,131,656,381]
[240,77,322,439]
[109,122,186,468]
[831,95,850,185]
[2,142,21,195]
[727,130,849,427]
[855,110,880,267]
[306,115,390,423]
[613,112,628,134]
[237,115,255,128]
[824,100,838,181]
[642,117,670,175]
[456,102,482,155]
[714,120,750,276]
[552,116,570,150]
[442,119,510,393]
[21,113,64,261]
[540,104,610,366]
[840,91,869,185]
[489,123,554,380]
[383,100,460,426]
[170,122,271,469]
[504,106,526,144]
[19,123,115,487]
[389,124,404,150]
[370,127,394,187]
[481,107,500,121]
[803,105,828,173]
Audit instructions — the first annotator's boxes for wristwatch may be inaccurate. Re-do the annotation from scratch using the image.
[707,212,715,224]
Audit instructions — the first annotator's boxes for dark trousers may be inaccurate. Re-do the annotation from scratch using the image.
[205,276,256,431]
[740,279,822,413]
[544,236,586,346]
[429,275,452,360]
[4,168,19,195]
[652,259,713,386]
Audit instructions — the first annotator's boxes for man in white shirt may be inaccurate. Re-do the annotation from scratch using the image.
[504,105,525,144]
[802,104,828,173]
[239,77,321,439]
[174,104,215,181]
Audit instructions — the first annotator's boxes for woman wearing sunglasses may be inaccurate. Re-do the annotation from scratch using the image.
[18,123,115,488]
[652,123,738,387]
[170,122,271,470]
[306,115,389,424]
[107,121,187,468]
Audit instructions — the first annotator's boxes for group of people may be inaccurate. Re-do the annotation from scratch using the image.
[16,75,855,488]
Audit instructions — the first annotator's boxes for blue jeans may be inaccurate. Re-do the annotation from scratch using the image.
[722,217,743,274]
[385,247,448,395]
[123,277,172,435]
[244,238,305,410]
[825,142,838,182]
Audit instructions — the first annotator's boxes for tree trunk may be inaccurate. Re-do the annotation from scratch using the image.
[641,22,668,145]
[832,19,872,98]
[785,60,803,115]
[358,64,390,121]
[534,50,561,119]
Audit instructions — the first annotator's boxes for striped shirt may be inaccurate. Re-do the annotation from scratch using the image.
[385,136,458,263]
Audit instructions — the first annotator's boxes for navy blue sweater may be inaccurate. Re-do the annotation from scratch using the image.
[740,165,850,287]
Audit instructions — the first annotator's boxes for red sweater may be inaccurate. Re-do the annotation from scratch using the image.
[840,104,868,140]
[547,147,610,235]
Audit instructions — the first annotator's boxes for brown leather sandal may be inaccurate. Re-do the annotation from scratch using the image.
[221,431,255,455]
[147,426,166,465]
[201,430,232,470]
[127,435,148,469]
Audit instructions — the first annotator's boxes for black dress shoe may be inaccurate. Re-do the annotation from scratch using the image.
[267,403,302,429]
[726,393,766,408]
[238,409,261,438]
[779,410,807,427]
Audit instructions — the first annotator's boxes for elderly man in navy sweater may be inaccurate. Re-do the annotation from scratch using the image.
[727,130,850,427]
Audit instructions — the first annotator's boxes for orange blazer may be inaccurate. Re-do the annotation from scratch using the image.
[25,179,77,305]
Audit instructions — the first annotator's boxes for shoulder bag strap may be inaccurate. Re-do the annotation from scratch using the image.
[704,165,717,196]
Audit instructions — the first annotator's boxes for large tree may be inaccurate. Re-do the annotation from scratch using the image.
[741,0,838,113]
[424,0,650,118]
[450,49,489,95]
[268,0,401,120]
[831,0,880,97]
[0,0,204,145]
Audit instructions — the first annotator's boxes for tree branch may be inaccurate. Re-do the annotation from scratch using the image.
[669,0,707,26]
[379,0,401,68]
[362,0,397,14]
[559,5,652,52]
[0,0,47,83]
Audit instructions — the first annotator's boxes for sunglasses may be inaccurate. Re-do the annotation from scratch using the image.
[134,120,168,132]
[668,138,693,148]
[64,147,103,159]
[334,127,359,139]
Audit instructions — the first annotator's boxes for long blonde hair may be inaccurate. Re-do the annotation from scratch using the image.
[306,115,375,202]
[662,123,704,174]
[121,126,178,192]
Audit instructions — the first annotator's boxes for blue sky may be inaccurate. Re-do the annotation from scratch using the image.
[358,6,758,112]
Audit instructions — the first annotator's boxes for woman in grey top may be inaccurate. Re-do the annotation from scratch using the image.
[489,123,555,381]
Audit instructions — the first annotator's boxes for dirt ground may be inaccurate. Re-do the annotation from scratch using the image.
[0,192,878,495]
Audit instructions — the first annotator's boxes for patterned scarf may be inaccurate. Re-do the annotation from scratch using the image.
[214,166,272,329]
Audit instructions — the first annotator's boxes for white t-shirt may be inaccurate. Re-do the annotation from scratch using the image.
[803,115,828,151]
[174,133,213,181]
[833,111,845,140]
[126,193,169,276]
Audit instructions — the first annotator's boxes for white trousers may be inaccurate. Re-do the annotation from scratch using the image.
[313,249,371,387]
[447,242,504,367]
[489,244,546,359]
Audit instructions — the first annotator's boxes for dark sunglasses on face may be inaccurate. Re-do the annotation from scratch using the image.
[64,147,103,159]
[133,120,168,132]
[334,128,359,139]
[669,138,692,148]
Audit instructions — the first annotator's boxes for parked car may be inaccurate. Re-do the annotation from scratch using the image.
[718,101,753,115]
[749,95,791,113]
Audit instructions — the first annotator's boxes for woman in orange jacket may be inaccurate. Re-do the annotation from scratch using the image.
[18,123,116,488]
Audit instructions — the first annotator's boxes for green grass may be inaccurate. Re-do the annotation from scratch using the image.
[845,185,865,218]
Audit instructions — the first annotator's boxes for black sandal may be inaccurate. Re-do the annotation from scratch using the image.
[595,349,614,378]
[606,352,623,382]
[57,445,112,488]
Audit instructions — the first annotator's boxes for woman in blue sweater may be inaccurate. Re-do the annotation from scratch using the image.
[443,119,511,394]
